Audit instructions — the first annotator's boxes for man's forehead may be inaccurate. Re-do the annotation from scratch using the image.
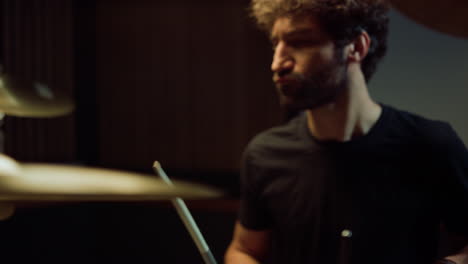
[270,15,324,38]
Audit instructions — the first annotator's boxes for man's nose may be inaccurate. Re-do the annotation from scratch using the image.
[271,42,294,74]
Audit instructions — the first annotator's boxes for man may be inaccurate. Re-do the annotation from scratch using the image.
[225,0,468,264]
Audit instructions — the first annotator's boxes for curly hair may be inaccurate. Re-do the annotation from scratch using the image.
[250,0,390,82]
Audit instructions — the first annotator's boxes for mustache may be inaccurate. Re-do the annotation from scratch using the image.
[273,72,307,83]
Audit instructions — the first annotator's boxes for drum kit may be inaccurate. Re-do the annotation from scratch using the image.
[0,1,465,263]
[0,70,221,263]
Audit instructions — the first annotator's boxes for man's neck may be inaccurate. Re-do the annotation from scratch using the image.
[306,70,382,142]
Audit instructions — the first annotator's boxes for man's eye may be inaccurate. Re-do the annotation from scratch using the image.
[271,41,279,50]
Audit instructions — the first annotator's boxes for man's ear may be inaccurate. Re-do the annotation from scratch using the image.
[346,30,371,63]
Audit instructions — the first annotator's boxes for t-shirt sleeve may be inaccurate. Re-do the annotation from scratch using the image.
[238,148,272,230]
[437,124,468,236]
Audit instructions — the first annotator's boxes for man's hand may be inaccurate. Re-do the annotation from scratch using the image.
[225,221,271,264]
[441,227,468,264]
[444,244,468,264]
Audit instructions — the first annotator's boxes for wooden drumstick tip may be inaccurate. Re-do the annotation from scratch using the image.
[341,229,353,238]
[153,161,161,170]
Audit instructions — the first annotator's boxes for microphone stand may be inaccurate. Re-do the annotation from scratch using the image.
[152,161,217,264]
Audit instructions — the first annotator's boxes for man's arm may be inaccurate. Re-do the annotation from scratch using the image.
[435,124,468,264]
[225,221,271,264]
[444,246,468,264]
[442,232,468,264]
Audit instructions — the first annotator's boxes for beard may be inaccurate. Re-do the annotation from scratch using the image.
[275,57,347,113]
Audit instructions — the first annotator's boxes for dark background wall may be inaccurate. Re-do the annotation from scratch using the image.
[3,0,281,176]
[0,0,279,263]
[95,0,280,172]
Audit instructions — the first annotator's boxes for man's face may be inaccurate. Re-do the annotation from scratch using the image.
[270,15,347,111]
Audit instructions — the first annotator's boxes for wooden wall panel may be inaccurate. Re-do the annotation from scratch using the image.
[96,0,280,171]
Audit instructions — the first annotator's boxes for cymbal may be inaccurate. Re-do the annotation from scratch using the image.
[0,156,223,202]
[391,0,468,38]
[0,74,74,118]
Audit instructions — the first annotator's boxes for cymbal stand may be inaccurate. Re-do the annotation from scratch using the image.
[152,161,217,264]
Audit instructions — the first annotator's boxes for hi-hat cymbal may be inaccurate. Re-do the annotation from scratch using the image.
[0,156,223,202]
[0,74,74,118]
[391,0,468,38]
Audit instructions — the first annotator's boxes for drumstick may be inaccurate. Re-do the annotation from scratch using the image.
[153,161,217,264]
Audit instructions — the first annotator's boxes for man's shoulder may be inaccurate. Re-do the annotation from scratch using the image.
[383,105,461,151]
[385,105,445,127]
[245,112,310,156]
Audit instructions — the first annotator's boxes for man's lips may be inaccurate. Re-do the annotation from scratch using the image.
[274,77,298,85]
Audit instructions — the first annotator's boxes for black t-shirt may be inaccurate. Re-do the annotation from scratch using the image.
[239,105,468,264]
